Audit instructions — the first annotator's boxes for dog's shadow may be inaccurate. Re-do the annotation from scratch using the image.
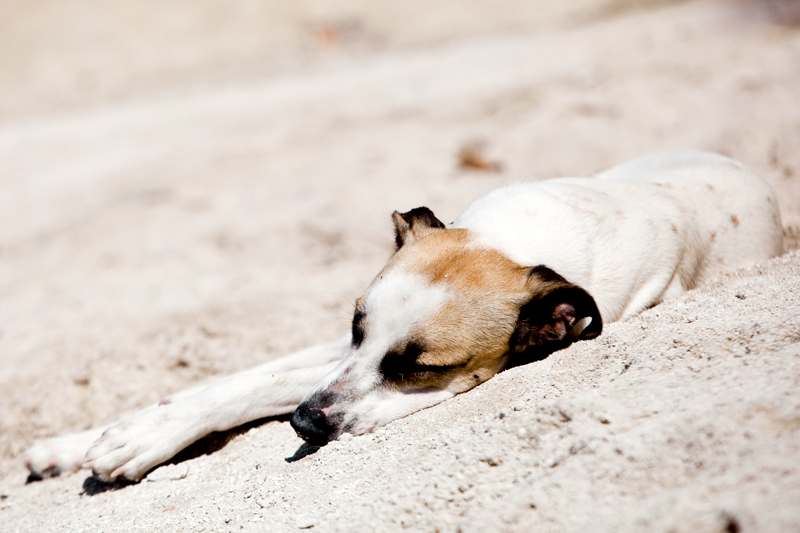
[285,442,321,463]
[80,413,311,495]
[503,342,562,370]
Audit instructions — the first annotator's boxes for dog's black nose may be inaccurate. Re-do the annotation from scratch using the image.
[291,403,336,446]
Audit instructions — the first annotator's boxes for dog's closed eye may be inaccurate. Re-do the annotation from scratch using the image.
[351,308,366,348]
[379,342,453,382]
[380,342,424,380]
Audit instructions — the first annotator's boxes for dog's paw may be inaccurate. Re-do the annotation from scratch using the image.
[22,428,104,481]
[83,405,198,482]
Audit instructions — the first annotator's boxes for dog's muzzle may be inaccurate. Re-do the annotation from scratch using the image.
[291,402,338,446]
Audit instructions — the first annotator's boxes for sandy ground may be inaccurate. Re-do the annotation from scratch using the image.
[1,0,800,531]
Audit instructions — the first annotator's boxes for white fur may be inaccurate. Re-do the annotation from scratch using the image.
[454,151,782,320]
[299,271,453,437]
[22,151,783,482]
[357,270,451,371]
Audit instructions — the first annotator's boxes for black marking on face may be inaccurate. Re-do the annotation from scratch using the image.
[311,389,339,409]
[380,341,424,381]
[351,308,366,348]
[341,419,358,437]
[379,341,460,384]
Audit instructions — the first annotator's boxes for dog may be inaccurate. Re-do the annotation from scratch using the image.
[23,151,783,482]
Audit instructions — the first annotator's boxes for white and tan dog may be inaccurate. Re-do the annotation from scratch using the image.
[23,151,783,482]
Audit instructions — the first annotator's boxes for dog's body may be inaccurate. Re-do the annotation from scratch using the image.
[23,151,783,482]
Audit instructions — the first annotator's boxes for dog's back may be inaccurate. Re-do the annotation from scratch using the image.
[453,151,783,322]
[596,150,784,279]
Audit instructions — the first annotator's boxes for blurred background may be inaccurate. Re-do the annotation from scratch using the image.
[1,0,799,481]
[3,0,799,120]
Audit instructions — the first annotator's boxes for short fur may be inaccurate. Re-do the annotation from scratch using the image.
[23,151,782,482]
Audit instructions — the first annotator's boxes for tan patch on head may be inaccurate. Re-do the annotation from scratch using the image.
[366,227,601,400]
[383,228,532,393]
[730,214,740,228]
[391,229,525,292]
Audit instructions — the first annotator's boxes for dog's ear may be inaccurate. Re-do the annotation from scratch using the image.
[509,265,603,355]
[392,207,446,250]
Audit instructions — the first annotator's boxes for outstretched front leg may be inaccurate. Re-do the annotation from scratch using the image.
[85,363,336,481]
[23,335,349,482]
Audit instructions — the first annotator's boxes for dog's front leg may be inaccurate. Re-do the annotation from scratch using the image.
[157,334,350,405]
[22,335,350,481]
[84,362,337,482]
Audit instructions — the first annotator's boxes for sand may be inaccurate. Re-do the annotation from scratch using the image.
[1,0,799,531]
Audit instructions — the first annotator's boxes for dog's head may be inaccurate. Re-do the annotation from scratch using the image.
[291,207,602,446]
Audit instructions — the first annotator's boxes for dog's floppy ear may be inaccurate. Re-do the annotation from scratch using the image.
[509,265,603,355]
[392,207,445,250]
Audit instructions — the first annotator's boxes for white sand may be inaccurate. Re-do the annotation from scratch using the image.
[1,0,799,531]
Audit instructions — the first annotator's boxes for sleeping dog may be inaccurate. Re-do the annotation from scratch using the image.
[23,151,783,482]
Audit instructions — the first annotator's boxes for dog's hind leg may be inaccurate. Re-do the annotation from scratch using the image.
[22,335,350,482]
